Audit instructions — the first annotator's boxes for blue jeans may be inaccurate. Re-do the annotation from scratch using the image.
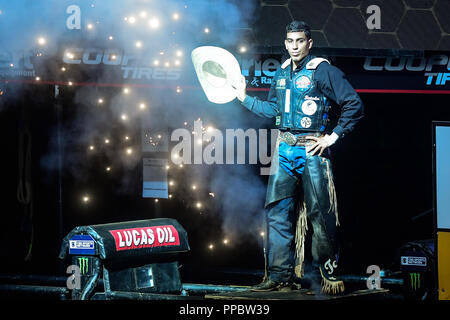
[265,143,338,282]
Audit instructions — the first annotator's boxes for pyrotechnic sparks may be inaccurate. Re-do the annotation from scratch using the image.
[149,18,160,29]
[37,37,46,45]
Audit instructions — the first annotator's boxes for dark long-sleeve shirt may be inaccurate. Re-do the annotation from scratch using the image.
[241,55,364,139]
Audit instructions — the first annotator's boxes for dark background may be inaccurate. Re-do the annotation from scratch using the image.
[0,82,444,283]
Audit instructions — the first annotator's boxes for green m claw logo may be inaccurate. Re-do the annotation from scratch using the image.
[78,257,89,275]
[410,273,421,290]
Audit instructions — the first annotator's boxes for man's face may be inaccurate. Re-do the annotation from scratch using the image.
[284,31,313,63]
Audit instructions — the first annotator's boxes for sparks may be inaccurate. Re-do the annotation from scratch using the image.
[37,37,46,45]
[149,18,160,29]
[209,192,215,197]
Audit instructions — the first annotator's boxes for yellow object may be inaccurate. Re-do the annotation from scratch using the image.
[438,231,450,300]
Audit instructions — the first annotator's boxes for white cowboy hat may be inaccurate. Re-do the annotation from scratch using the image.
[191,46,242,104]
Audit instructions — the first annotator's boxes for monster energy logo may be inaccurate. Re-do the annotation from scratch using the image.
[410,272,421,290]
[78,257,89,275]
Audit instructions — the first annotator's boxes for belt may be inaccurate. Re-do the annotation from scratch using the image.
[279,131,322,146]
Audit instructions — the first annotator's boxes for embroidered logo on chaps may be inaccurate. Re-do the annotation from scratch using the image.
[324,258,338,275]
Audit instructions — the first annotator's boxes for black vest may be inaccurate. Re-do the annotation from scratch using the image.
[274,56,331,132]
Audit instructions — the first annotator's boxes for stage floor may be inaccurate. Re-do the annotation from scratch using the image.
[205,288,392,300]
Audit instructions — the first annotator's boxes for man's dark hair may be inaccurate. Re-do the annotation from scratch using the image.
[286,20,311,40]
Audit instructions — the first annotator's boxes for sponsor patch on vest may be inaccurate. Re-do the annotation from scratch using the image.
[305,95,320,101]
[276,78,287,89]
[300,117,312,128]
[275,116,281,125]
[301,100,317,115]
[295,76,311,90]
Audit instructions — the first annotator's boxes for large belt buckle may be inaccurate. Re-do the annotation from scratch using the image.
[281,131,297,146]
